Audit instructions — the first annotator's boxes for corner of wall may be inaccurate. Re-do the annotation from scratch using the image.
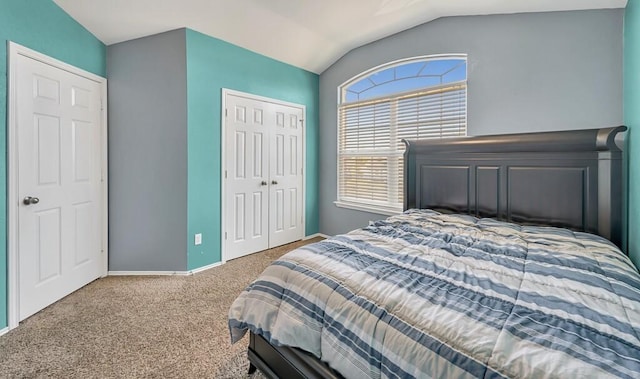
[624,2,640,268]
[185,31,319,270]
[107,30,189,272]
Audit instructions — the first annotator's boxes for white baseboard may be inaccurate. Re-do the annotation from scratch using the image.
[188,261,224,274]
[108,261,223,277]
[304,233,330,240]
[0,327,9,337]
[108,271,192,276]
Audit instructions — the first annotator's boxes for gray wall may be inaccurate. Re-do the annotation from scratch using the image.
[319,10,624,236]
[107,29,188,271]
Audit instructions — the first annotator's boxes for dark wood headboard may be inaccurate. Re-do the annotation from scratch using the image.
[403,126,626,248]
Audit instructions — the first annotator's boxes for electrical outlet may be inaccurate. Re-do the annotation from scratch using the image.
[194,233,202,245]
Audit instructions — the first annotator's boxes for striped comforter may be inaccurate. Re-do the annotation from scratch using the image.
[228,209,640,378]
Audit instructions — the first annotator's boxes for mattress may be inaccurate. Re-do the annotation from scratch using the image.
[229,209,640,378]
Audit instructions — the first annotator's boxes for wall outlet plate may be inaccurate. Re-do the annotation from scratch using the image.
[195,233,202,245]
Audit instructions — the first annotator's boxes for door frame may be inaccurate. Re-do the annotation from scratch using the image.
[221,88,306,263]
[7,41,109,330]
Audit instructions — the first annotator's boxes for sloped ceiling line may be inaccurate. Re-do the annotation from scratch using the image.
[54,0,627,74]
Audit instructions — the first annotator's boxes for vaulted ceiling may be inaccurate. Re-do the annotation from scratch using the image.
[54,0,627,73]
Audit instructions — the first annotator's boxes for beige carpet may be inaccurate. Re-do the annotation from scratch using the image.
[0,238,323,378]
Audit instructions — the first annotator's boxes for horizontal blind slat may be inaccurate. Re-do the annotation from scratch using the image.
[338,79,466,208]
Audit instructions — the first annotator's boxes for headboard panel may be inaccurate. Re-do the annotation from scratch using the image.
[403,126,626,248]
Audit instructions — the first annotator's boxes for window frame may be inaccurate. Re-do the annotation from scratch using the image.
[335,54,468,215]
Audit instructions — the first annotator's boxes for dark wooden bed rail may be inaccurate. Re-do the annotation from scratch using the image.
[403,126,626,248]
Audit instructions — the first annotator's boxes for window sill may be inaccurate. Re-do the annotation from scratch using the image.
[333,201,403,216]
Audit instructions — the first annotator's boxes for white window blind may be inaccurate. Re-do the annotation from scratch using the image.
[338,80,467,213]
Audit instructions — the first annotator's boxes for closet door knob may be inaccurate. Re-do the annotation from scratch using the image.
[23,196,40,205]
[261,181,268,186]
[271,180,278,185]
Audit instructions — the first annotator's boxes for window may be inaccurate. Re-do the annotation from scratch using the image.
[336,55,467,214]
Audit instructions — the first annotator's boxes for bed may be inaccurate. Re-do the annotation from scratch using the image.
[228,126,640,378]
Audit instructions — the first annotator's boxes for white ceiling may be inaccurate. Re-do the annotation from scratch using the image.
[54,0,627,74]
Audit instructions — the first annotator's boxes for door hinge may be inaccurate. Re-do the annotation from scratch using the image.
[225,232,228,240]
[225,108,228,117]
[100,99,104,111]
[225,170,227,179]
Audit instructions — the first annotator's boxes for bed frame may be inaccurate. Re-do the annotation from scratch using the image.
[404,126,626,248]
[246,126,627,378]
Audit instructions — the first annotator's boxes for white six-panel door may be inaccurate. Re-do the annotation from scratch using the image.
[14,49,105,321]
[224,91,304,260]
[269,105,304,247]
[224,96,270,260]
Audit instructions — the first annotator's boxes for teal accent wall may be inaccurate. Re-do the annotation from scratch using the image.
[625,1,640,268]
[185,29,319,270]
[0,0,105,329]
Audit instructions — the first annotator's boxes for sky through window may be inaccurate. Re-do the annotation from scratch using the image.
[344,59,466,103]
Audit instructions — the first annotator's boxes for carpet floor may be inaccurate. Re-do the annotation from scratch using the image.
[0,238,323,378]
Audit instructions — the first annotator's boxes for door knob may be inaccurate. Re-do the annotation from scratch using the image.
[260,181,267,186]
[271,180,278,185]
[23,196,40,205]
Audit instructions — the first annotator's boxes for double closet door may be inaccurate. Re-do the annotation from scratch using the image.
[224,91,304,260]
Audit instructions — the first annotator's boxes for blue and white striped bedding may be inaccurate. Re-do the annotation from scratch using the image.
[228,209,640,378]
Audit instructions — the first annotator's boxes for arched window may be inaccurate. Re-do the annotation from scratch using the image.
[336,55,467,214]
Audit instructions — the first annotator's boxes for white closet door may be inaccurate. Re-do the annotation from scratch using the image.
[269,104,304,248]
[224,95,270,260]
[224,91,304,260]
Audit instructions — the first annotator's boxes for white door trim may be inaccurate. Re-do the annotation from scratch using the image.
[7,41,109,330]
[221,88,306,263]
